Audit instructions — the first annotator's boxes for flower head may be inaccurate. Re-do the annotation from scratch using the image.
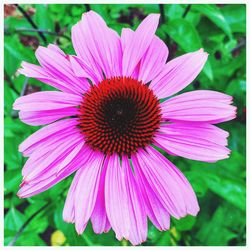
[13,11,236,245]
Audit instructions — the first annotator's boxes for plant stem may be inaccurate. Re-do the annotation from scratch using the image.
[159,4,165,25]
[14,4,47,44]
[85,4,91,11]
[8,186,69,246]
[182,4,191,18]
[4,69,20,95]
[231,38,246,53]
[20,77,29,96]
[5,27,71,41]
[8,202,51,246]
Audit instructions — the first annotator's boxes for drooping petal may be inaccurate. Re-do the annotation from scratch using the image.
[72,10,122,78]
[62,147,95,224]
[18,141,91,198]
[161,90,237,123]
[137,36,168,84]
[13,91,81,111]
[19,118,79,157]
[73,151,105,234]
[91,157,110,234]
[105,154,130,240]
[122,14,160,77]
[133,156,170,231]
[132,146,199,219]
[63,165,82,223]
[122,156,147,245]
[154,122,230,162]
[21,122,80,177]
[21,132,83,182]
[150,49,208,98]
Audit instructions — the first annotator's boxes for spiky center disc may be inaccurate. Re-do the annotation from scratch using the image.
[78,77,161,156]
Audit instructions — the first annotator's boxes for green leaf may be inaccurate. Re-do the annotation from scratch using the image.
[148,222,171,246]
[4,34,35,78]
[156,231,171,246]
[221,5,246,33]
[173,215,196,231]
[163,19,213,80]
[184,171,208,197]
[164,19,201,52]
[15,232,46,246]
[165,4,185,20]
[187,158,246,212]
[4,82,18,116]
[4,37,24,77]
[205,173,246,211]
[54,202,91,246]
[213,48,245,78]
[192,4,232,39]
[4,169,22,194]
[5,207,26,245]
[34,4,54,31]
[4,136,23,170]
[196,205,241,245]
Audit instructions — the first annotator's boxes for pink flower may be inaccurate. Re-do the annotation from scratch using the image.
[13,11,236,245]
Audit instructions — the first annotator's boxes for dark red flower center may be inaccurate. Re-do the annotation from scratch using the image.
[78,77,161,156]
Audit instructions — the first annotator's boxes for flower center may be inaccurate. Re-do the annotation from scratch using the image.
[78,77,161,156]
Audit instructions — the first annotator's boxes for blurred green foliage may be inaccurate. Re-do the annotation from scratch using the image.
[4,3,246,246]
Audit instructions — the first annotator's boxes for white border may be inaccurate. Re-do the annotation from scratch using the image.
[1,0,248,249]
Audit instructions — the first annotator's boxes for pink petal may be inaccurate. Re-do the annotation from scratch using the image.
[19,118,78,157]
[122,14,160,77]
[56,141,86,176]
[138,36,168,84]
[132,146,199,219]
[133,156,170,231]
[150,49,208,98]
[21,132,83,182]
[161,90,237,123]
[21,122,80,173]
[18,140,91,198]
[74,151,105,234]
[13,91,81,111]
[154,122,230,162]
[35,46,89,94]
[121,28,134,52]
[70,55,102,84]
[105,154,130,240]
[122,156,147,245]
[18,107,78,126]
[120,28,140,79]
[19,61,88,95]
[47,44,66,57]
[72,11,122,78]
[63,165,82,223]
[91,158,110,234]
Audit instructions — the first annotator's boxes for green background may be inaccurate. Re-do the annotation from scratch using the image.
[4,4,246,246]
